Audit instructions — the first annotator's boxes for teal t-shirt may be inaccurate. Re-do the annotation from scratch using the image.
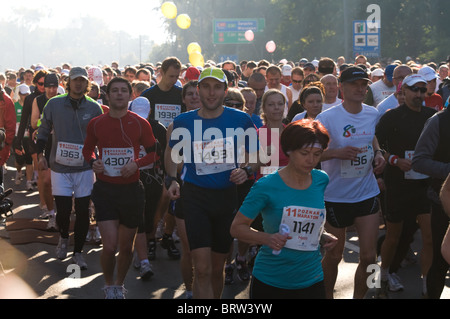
[239,169,329,290]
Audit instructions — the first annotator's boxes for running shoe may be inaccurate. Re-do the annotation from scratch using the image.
[15,171,22,185]
[72,252,87,270]
[388,273,404,292]
[47,215,57,231]
[139,260,154,281]
[235,254,250,282]
[26,180,33,191]
[160,234,180,260]
[56,237,69,260]
[224,264,234,285]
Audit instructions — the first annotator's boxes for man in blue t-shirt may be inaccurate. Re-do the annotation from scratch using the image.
[165,68,259,299]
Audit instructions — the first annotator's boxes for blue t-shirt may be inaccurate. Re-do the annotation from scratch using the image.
[251,113,264,129]
[169,107,258,189]
[239,169,329,289]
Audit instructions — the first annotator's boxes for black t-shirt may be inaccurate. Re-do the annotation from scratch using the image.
[141,85,184,127]
[376,104,436,184]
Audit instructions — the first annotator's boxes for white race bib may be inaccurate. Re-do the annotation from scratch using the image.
[102,148,135,177]
[281,206,326,251]
[193,137,236,175]
[404,150,428,180]
[341,144,374,178]
[55,142,84,167]
[155,104,181,127]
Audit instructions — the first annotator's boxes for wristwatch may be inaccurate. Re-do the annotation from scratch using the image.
[165,176,178,189]
[242,166,254,178]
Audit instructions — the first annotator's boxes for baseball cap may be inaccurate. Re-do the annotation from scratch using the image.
[18,84,31,95]
[402,74,427,87]
[198,68,228,85]
[185,66,201,81]
[385,64,397,82]
[130,97,150,119]
[44,73,59,87]
[339,66,371,83]
[69,67,89,81]
[417,66,438,82]
[282,64,293,76]
[303,63,315,71]
[371,68,384,77]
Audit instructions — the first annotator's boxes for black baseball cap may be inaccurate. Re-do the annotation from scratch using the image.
[44,73,59,87]
[339,66,371,83]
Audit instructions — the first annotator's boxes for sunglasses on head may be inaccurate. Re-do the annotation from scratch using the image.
[407,86,427,94]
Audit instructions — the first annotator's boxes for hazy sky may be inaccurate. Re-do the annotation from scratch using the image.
[3,0,168,42]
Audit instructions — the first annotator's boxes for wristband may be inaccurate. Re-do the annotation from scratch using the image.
[164,176,178,190]
[389,155,399,166]
[374,149,385,157]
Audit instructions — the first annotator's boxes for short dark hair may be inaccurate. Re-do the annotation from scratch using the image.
[281,119,330,157]
[106,76,132,95]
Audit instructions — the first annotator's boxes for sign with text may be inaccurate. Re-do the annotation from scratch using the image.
[213,19,265,44]
[353,20,380,58]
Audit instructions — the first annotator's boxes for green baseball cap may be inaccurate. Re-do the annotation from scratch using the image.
[198,68,228,85]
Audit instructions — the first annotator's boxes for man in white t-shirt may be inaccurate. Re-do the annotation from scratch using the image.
[320,74,342,111]
[364,64,397,107]
[376,65,413,121]
[316,66,386,299]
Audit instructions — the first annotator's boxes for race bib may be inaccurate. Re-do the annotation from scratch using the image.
[404,150,428,180]
[155,104,181,127]
[281,206,326,252]
[341,144,374,178]
[193,137,236,175]
[55,142,84,167]
[102,148,135,177]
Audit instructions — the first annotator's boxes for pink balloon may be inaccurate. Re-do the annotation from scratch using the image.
[245,30,254,42]
[266,41,276,53]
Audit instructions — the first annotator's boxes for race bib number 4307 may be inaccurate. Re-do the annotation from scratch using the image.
[102,148,135,177]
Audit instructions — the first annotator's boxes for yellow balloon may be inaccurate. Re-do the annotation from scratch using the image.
[187,42,201,55]
[189,52,204,68]
[176,14,191,30]
[161,2,177,19]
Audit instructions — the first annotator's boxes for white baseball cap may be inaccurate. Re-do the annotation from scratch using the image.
[402,74,427,87]
[417,66,438,82]
[18,84,31,95]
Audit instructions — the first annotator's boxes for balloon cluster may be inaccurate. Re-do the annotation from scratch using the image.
[161,2,203,67]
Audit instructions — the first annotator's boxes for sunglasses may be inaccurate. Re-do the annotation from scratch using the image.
[37,81,45,86]
[407,86,427,94]
[292,80,303,84]
[225,102,244,108]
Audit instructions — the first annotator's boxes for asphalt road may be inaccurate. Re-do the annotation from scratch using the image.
[1,161,449,301]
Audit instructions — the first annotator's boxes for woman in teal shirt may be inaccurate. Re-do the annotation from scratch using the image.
[231,119,337,299]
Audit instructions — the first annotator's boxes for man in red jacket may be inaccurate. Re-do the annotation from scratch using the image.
[0,86,17,185]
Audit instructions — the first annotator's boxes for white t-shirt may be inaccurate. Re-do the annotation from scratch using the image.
[322,98,343,112]
[291,111,307,122]
[315,103,380,203]
[369,80,396,107]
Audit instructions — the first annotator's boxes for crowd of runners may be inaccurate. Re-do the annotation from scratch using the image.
[0,53,450,299]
